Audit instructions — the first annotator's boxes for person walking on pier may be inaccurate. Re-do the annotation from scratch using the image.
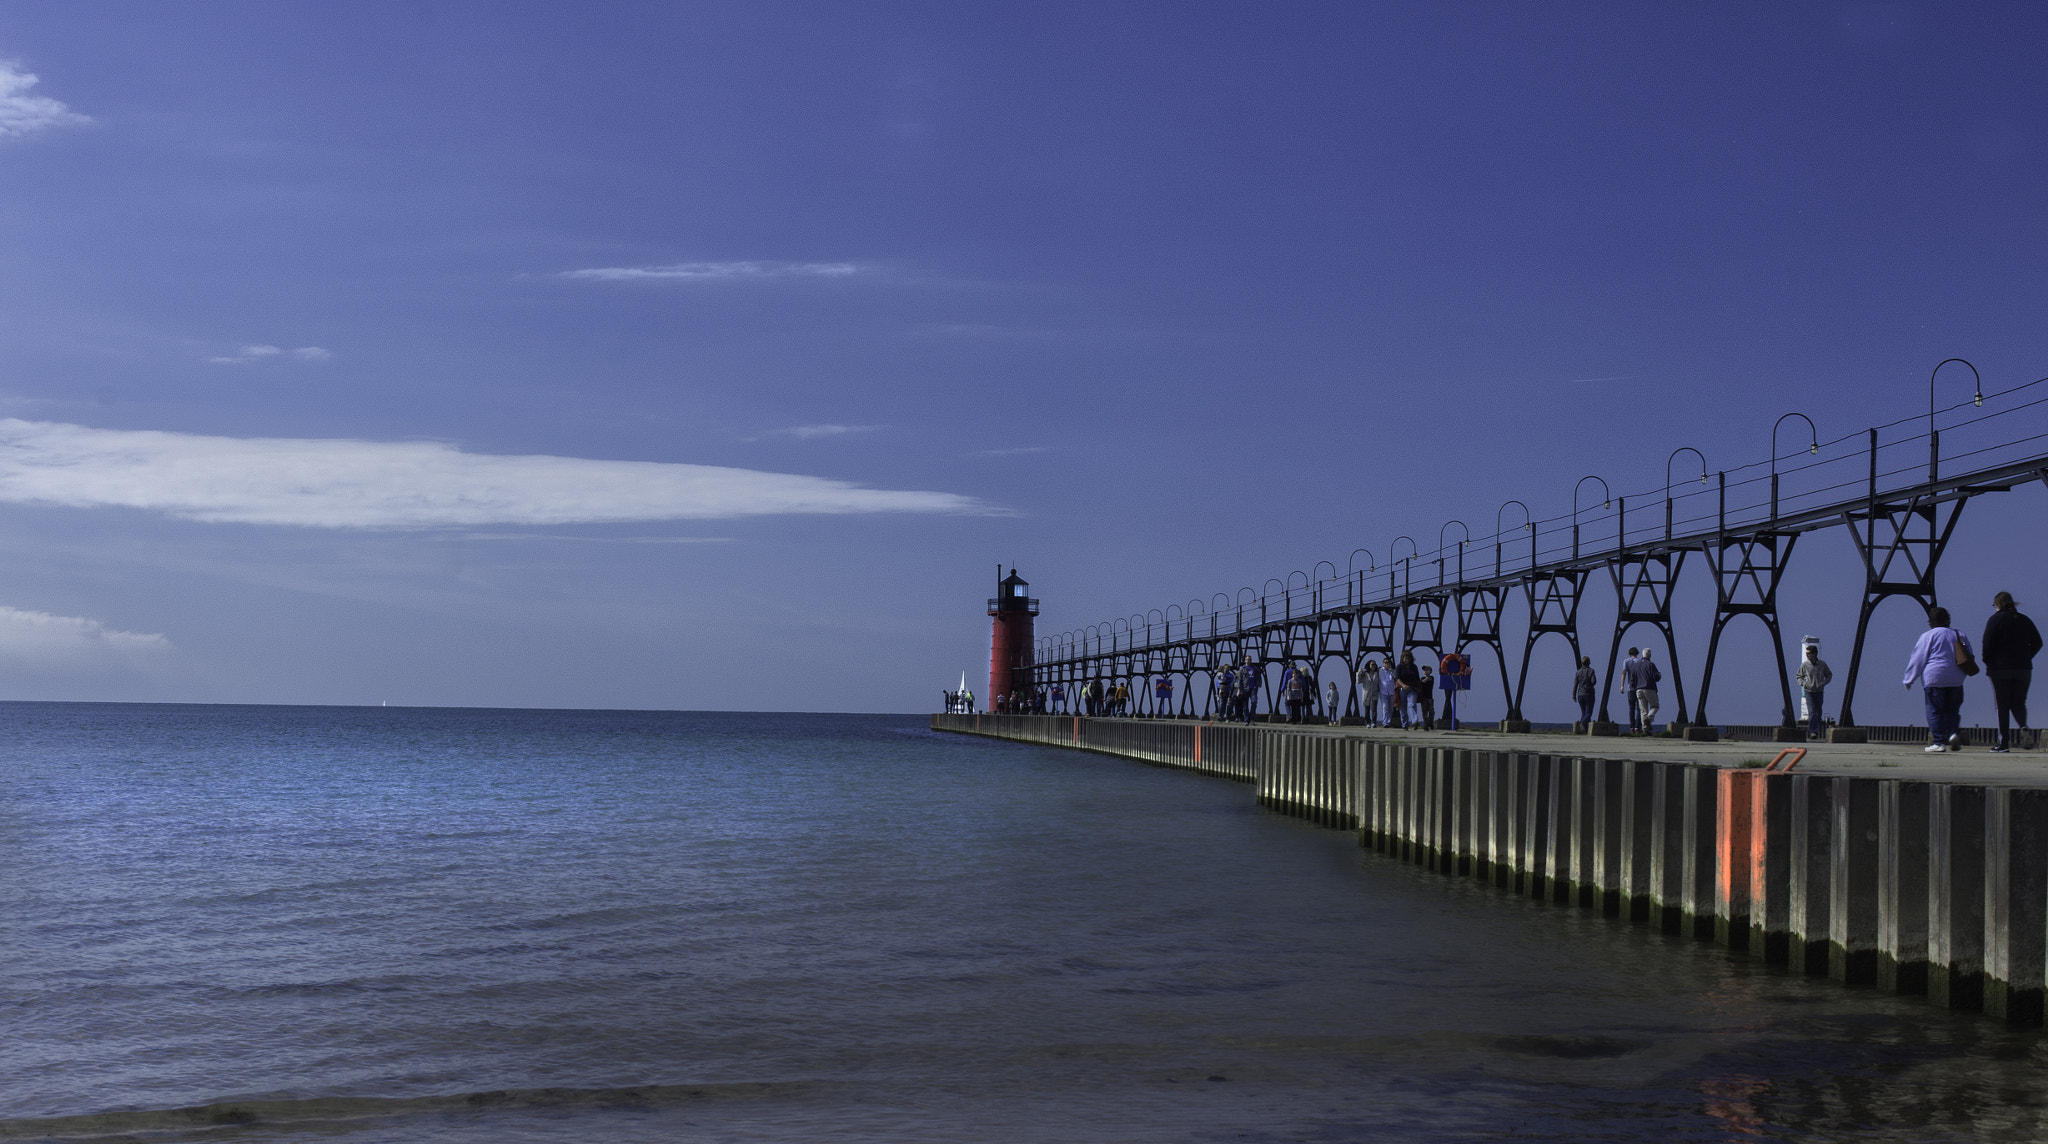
[1634,649,1662,733]
[1357,660,1380,726]
[1238,658,1261,724]
[1416,662,1437,729]
[1573,656,1597,727]
[1904,607,1974,752]
[1281,662,1306,724]
[1154,674,1174,719]
[1394,651,1423,729]
[1983,592,2042,752]
[1619,649,1642,732]
[1216,664,1236,722]
[1328,680,1342,725]
[1796,640,1833,741]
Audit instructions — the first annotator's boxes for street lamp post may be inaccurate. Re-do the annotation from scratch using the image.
[1929,358,1984,485]
[1770,413,1818,522]
[1390,536,1417,599]
[1572,476,1611,560]
[1665,447,1707,542]
[1439,521,1469,588]
[1496,500,1531,577]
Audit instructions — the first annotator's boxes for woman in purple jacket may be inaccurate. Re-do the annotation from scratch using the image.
[1904,606,1975,752]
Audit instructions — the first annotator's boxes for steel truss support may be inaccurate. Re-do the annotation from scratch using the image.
[1695,532,1798,727]
[1453,586,1512,719]
[1600,551,1691,724]
[1284,621,1318,665]
[1837,492,1975,728]
[1186,641,1214,718]
[1513,569,1588,721]
[1316,614,1357,715]
[1402,594,1447,663]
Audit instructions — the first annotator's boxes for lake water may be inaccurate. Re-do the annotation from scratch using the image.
[1,705,2044,1142]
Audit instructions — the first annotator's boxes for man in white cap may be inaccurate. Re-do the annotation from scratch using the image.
[1635,649,1663,734]
[1796,639,1833,741]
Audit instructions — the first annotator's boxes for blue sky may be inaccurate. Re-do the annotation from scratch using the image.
[0,2,2041,718]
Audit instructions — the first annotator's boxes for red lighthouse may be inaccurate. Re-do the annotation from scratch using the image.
[987,566,1037,710]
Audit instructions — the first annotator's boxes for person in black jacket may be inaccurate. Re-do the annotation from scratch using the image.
[1983,592,2044,752]
[1572,656,1597,727]
[1393,651,1424,730]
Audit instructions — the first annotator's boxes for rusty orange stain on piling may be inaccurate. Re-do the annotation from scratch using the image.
[1717,770,1754,917]
[1749,770,1772,918]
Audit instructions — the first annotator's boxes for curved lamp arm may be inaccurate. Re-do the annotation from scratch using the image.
[1770,413,1818,474]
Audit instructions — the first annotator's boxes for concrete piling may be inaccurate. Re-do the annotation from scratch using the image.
[1714,769,1753,949]
[1592,758,1625,915]
[1518,753,1549,898]
[933,715,2048,1027]
[1788,774,1835,976]
[1568,757,1599,909]
[1681,765,1718,941]
[1619,758,1657,923]
[1877,780,1931,994]
[1650,761,1688,934]
[1748,771,1792,963]
[1828,777,1881,985]
[1545,756,1573,903]
[1928,784,1987,1011]
[1984,787,2048,1023]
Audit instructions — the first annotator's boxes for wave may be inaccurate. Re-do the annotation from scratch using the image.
[0,1081,841,1142]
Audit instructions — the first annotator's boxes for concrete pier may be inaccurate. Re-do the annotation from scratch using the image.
[934,712,2048,1026]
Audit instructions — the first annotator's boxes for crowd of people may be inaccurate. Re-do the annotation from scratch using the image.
[955,594,2041,752]
[1346,651,1473,728]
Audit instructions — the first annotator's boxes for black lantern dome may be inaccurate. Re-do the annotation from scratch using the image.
[989,567,1039,616]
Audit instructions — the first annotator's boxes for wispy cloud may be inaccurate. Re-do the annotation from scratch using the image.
[445,534,735,544]
[745,424,882,442]
[0,420,984,528]
[0,62,91,140]
[0,605,169,662]
[968,445,1058,457]
[561,260,862,283]
[207,345,331,365]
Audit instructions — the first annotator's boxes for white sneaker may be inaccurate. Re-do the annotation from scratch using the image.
[1925,743,1947,753]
